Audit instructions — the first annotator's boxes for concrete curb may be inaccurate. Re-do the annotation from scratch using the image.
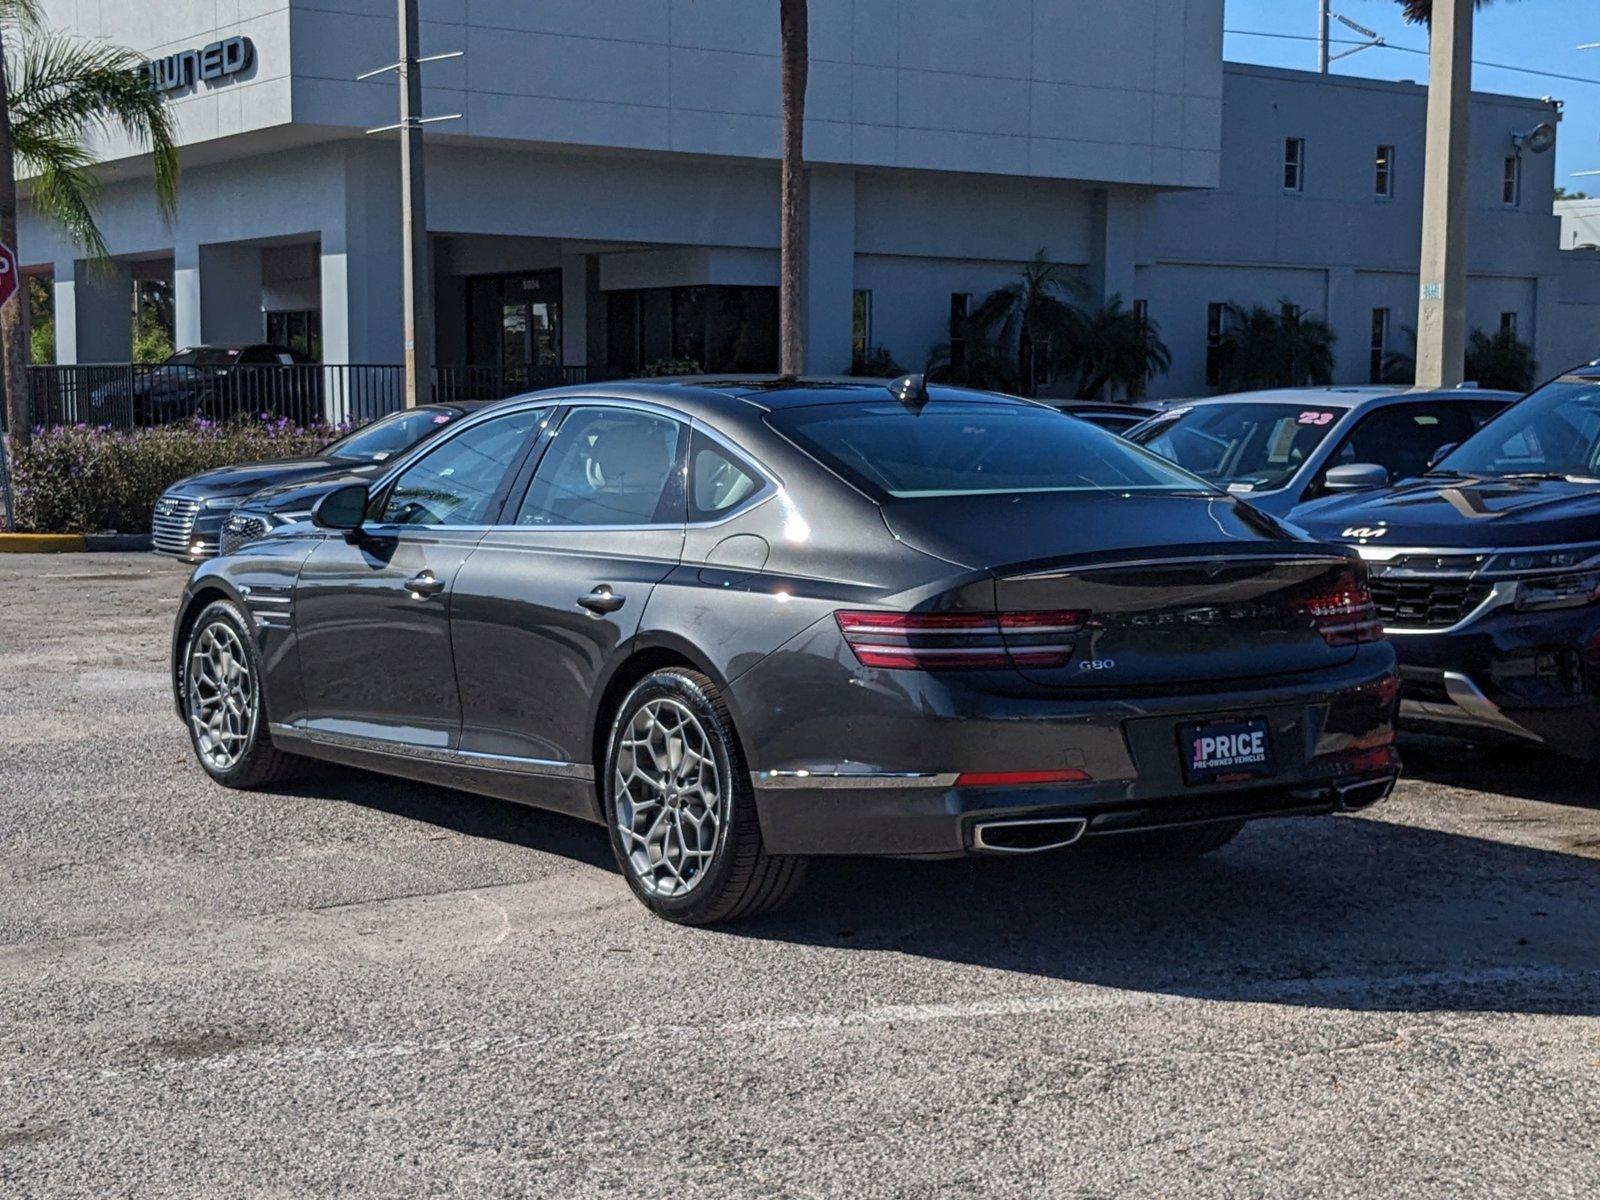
[0,533,87,553]
[0,532,153,553]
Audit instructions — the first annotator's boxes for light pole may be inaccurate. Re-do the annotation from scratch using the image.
[359,2,459,409]
[1415,0,1474,389]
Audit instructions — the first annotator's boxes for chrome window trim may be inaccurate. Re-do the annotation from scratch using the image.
[751,769,959,790]
[362,399,561,529]
[484,400,785,534]
[269,722,595,781]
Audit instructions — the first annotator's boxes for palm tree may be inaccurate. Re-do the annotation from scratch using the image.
[777,0,806,378]
[1395,0,1498,22]
[0,0,178,456]
[931,250,1088,397]
[1215,301,1336,392]
[1465,327,1537,391]
[1061,296,1171,401]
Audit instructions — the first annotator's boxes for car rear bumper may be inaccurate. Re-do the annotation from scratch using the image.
[1383,601,1600,759]
[734,640,1400,857]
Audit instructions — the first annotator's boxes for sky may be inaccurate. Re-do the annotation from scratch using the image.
[1224,0,1600,193]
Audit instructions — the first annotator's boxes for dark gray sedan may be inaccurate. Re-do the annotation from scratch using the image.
[151,403,489,559]
[170,378,1400,923]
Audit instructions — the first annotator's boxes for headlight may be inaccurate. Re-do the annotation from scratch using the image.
[1516,572,1600,612]
[1484,545,1600,575]
[202,496,239,511]
[272,510,312,526]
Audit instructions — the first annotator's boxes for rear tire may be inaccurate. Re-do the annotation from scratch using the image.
[180,600,300,789]
[603,668,806,925]
[1100,819,1244,862]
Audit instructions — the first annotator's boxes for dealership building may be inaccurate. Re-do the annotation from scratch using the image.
[19,0,1600,399]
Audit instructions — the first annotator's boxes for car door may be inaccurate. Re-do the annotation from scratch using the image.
[448,402,688,771]
[293,405,548,749]
[1309,400,1480,498]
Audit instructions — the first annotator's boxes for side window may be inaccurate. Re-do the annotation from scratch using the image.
[689,430,764,521]
[1323,404,1473,487]
[376,408,544,526]
[515,406,685,527]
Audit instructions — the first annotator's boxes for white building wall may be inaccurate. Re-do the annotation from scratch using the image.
[288,0,1223,188]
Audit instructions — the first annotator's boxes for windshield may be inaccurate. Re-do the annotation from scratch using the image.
[320,408,459,462]
[1434,378,1600,480]
[768,399,1209,499]
[164,347,241,368]
[1129,402,1347,494]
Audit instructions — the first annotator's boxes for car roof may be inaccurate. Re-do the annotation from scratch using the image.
[1157,385,1519,409]
[504,376,1040,419]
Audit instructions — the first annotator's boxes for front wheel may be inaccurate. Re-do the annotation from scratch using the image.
[603,668,805,924]
[181,600,300,789]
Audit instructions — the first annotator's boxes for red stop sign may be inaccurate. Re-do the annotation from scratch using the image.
[0,242,16,311]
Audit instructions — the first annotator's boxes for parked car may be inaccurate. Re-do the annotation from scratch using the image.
[1293,362,1600,759]
[1125,386,1517,518]
[152,402,491,560]
[90,344,319,426]
[170,377,1399,924]
[1047,399,1159,434]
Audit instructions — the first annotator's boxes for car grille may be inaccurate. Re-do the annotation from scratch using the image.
[1368,575,1492,629]
[150,494,202,556]
[220,513,270,556]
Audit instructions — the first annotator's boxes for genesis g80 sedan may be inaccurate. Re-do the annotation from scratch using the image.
[171,377,1400,923]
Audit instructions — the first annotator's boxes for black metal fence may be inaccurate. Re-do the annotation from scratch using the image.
[19,363,590,431]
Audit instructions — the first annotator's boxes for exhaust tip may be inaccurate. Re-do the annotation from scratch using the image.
[971,816,1089,854]
[1335,776,1394,812]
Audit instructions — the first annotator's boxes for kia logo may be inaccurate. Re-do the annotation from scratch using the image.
[1342,526,1387,539]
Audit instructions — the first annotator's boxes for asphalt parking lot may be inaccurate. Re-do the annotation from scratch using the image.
[2,553,1598,1199]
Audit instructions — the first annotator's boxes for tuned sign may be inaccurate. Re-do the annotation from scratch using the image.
[148,36,254,94]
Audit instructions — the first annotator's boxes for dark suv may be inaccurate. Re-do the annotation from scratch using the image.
[1295,363,1600,758]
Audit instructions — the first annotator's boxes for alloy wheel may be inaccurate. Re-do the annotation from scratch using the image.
[186,619,257,771]
[613,698,726,897]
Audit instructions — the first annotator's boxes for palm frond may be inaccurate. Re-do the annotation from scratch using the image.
[1397,0,1500,26]
[0,0,44,36]
[6,31,179,250]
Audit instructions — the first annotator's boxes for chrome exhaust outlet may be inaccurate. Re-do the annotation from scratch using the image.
[971,816,1089,854]
[1334,776,1394,813]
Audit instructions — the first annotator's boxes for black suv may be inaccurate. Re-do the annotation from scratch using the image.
[1295,363,1600,758]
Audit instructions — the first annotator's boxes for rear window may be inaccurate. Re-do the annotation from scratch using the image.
[767,400,1207,499]
[1129,402,1348,494]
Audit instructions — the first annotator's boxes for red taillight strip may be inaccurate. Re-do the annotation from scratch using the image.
[956,768,1092,787]
[835,609,1090,671]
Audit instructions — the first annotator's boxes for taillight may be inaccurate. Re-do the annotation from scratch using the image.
[1299,567,1383,646]
[834,609,1089,671]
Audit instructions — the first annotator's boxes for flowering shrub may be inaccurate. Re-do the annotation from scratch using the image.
[12,417,348,533]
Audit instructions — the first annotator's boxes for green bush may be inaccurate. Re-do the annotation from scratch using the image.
[640,357,702,377]
[12,418,343,533]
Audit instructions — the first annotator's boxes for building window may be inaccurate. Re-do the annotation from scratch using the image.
[1500,311,1518,336]
[1374,145,1395,198]
[1205,302,1227,387]
[266,309,321,361]
[1369,308,1390,384]
[1503,155,1521,206]
[852,289,872,360]
[949,292,971,371]
[605,285,777,376]
[1284,137,1306,192]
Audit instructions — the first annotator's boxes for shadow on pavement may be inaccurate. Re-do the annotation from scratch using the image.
[1398,733,1599,811]
[286,760,1600,1017]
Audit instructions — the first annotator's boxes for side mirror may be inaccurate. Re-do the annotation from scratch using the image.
[312,483,368,534]
[1323,463,1390,493]
[1427,442,1458,469]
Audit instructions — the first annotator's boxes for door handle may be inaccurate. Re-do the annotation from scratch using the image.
[577,586,626,615]
[405,572,446,599]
